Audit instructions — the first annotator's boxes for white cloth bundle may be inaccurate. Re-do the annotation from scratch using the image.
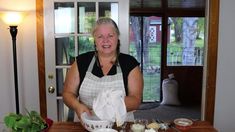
[93,88,127,126]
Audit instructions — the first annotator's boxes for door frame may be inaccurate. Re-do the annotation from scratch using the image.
[36,0,219,124]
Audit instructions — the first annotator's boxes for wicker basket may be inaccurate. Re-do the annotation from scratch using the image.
[81,112,114,132]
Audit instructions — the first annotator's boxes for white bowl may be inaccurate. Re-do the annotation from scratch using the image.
[174,118,193,131]
[81,112,114,132]
[93,128,118,132]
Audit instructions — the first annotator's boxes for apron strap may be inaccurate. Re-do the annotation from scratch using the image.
[116,65,122,73]
[87,56,96,72]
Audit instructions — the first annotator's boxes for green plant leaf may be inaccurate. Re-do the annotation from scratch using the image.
[14,116,31,129]
[4,110,46,132]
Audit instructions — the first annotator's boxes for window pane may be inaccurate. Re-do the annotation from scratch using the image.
[78,36,94,54]
[143,0,161,8]
[54,2,75,34]
[99,2,118,24]
[57,99,70,121]
[77,2,96,33]
[55,37,75,65]
[56,68,68,96]
[130,0,161,8]
[167,17,204,66]
[130,16,161,102]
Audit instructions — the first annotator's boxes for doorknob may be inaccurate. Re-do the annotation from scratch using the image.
[48,86,55,94]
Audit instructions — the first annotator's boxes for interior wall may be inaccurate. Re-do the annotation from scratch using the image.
[0,13,15,130]
[214,0,235,131]
[0,0,39,130]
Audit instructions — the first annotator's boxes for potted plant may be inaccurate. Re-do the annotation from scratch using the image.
[4,110,48,132]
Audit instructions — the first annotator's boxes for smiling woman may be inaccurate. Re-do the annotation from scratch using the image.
[62,17,143,123]
[36,0,218,126]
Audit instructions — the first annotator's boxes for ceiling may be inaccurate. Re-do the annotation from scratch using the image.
[130,0,206,9]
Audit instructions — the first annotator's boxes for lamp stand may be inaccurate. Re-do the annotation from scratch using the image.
[9,26,20,114]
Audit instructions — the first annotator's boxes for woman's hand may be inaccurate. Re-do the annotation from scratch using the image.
[74,103,92,120]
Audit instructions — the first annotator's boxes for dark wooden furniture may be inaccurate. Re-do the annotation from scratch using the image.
[48,121,217,132]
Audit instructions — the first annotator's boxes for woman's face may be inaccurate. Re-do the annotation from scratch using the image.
[94,23,118,56]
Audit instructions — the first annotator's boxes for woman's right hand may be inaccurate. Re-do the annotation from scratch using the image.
[75,103,92,120]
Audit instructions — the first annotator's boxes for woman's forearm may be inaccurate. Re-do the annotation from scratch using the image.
[63,92,80,110]
[125,66,143,112]
[125,96,141,111]
[63,91,92,119]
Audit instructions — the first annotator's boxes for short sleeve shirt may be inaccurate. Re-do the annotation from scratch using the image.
[76,51,140,95]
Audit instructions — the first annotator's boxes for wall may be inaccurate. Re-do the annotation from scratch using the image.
[214,0,235,131]
[0,0,39,130]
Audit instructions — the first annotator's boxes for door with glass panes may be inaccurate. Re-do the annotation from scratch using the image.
[44,0,129,121]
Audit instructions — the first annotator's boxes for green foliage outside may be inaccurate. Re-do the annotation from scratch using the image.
[129,43,161,101]
[78,36,94,54]
[143,73,160,101]
[167,39,204,65]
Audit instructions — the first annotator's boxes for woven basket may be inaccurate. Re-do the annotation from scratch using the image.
[81,112,114,132]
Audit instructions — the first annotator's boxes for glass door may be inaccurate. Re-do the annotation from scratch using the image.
[44,0,129,121]
[130,16,162,102]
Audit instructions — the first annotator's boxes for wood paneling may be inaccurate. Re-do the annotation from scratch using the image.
[49,121,217,131]
[130,0,205,9]
[164,67,203,105]
[36,0,47,118]
[204,0,219,124]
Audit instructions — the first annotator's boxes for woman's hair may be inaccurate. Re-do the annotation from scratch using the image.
[93,17,120,66]
[92,17,120,37]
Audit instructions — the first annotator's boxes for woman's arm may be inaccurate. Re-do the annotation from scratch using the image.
[125,66,143,111]
[62,62,91,119]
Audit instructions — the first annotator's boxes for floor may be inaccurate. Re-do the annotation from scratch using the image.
[134,103,201,122]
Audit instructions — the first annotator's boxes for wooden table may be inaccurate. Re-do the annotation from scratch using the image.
[47,121,217,132]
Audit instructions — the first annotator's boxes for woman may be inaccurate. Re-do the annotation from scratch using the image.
[62,17,143,121]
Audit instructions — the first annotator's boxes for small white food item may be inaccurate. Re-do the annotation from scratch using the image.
[94,128,118,132]
[146,122,160,130]
[174,118,193,127]
[177,120,190,126]
[131,123,145,132]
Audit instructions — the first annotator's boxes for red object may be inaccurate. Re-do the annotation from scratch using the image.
[41,118,54,132]
[174,118,193,131]
[175,124,192,131]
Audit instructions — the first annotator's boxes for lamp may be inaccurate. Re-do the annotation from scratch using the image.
[1,11,25,114]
